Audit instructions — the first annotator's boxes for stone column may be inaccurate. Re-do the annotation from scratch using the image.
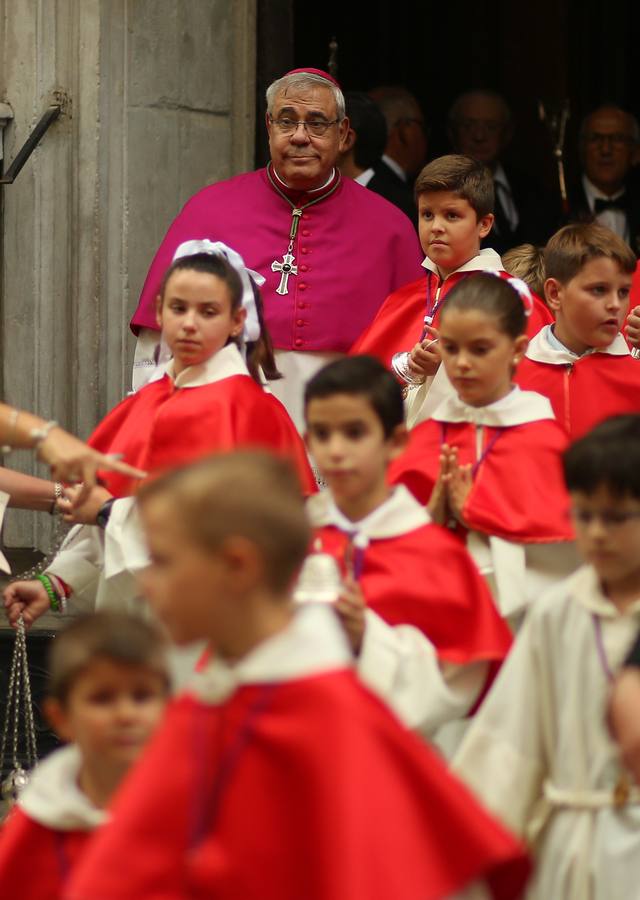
[0,0,256,551]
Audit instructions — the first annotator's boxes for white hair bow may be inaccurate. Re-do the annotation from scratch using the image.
[172,239,263,344]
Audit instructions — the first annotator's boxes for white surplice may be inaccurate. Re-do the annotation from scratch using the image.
[431,387,580,626]
[303,486,488,741]
[454,564,640,900]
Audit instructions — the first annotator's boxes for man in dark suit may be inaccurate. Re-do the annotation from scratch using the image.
[448,90,554,255]
[367,86,428,226]
[567,105,640,256]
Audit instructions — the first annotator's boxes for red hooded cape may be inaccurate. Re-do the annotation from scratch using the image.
[65,679,529,900]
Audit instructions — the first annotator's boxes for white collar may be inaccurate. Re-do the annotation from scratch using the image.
[566,565,640,618]
[272,166,336,194]
[432,384,555,426]
[307,484,429,546]
[154,342,250,388]
[381,154,407,182]
[190,604,352,704]
[526,325,630,365]
[354,166,375,187]
[422,247,504,278]
[582,174,626,208]
[18,745,107,831]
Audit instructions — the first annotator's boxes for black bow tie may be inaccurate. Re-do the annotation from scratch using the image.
[594,195,626,214]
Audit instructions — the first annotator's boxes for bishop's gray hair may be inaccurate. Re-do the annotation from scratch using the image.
[266,72,345,121]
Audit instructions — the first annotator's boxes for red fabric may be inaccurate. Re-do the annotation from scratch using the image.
[284,67,341,87]
[66,678,529,900]
[314,523,512,666]
[515,354,640,440]
[389,418,574,543]
[351,270,553,370]
[0,807,92,899]
[87,374,316,497]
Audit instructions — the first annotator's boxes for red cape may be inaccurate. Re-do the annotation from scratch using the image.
[351,270,552,370]
[0,807,92,899]
[389,418,574,543]
[88,375,315,496]
[515,354,640,440]
[314,523,512,667]
[66,679,529,900]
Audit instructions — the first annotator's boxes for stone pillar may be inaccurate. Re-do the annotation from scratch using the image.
[0,0,256,551]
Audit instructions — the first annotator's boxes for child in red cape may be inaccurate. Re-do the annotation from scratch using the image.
[389,274,578,629]
[3,240,314,631]
[299,355,512,746]
[515,223,640,439]
[351,155,552,426]
[0,613,169,899]
[64,451,530,900]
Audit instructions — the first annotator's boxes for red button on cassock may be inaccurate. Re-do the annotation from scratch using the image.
[295,338,303,347]
[299,283,307,291]
[302,229,310,236]
[296,319,304,326]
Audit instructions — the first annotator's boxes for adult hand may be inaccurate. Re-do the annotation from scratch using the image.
[3,580,50,628]
[37,427,146,503]
[625,306,640,348]
[57,484,113,525]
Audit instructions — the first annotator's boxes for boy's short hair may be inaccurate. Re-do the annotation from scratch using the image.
[563,415,640,499]
[304,355,405,438]
[502,244,546,297]
[48,613,170,705]
[414,154,494,218]
[545,222,636,284]
[139,452,309,594]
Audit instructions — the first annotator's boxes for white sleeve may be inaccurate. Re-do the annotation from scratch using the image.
[357,608,488,736]
[46,524,104,611]
[102,497,149,579]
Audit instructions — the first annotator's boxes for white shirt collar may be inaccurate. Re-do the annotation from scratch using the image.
[582,174,626,210]
[18,745,107,831]
[190,604,352,704]
[354,166,375,187]
[422,247,504,277]
[381,154,407,182]
[152,342,250,388]
[493,163,510,191]
[432,384,555,426]
[306,484,429,546]
[567,565,640,618]
[526,325,630,365]
[273,166,336,193]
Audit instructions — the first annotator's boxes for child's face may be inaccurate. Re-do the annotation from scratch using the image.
[571,484,640,591]
[418,191,493,278]
[156,269,246,375]
[305,393,406,516]
[139,496,231,646]
[546,257,632,355]
[47,658,167,774]
[439,308,527,407]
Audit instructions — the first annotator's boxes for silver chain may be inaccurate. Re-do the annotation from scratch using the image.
[13,512,70,582]
[0,617,37,774]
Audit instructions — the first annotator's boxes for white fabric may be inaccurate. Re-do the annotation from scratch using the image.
[268,348,343,432]
[190,603,352,704]
[18,744,107,831]
[421,247,504,277]
[156,341,250,388]
[381,154,407,182]
[453,565,640,900]
[132,328,171,392]
[273,166,336,193]
[527,325,630,365]
[432,384,555,428]
[582,174,629,242]
[305,486,487,740]
[0,489,12,573]
[354,167,375,187]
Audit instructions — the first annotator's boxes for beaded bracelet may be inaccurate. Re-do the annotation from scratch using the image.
[36,573,60,612]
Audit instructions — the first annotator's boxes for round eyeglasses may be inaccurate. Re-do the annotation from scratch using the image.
[269,116,340,137]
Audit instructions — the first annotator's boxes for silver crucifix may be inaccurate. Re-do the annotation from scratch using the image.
[272,251,298,295]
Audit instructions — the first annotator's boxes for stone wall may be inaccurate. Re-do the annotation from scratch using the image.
[0,0,256,550]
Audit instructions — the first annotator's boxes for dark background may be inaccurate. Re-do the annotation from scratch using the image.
[256,0,640,200]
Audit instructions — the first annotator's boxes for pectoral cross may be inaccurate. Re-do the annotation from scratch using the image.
[272,251,298,295]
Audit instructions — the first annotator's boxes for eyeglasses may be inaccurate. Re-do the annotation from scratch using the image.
[269,116,340,137]
[570,507,640,528]
[455,118,504,135]
[584,132,634,148]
